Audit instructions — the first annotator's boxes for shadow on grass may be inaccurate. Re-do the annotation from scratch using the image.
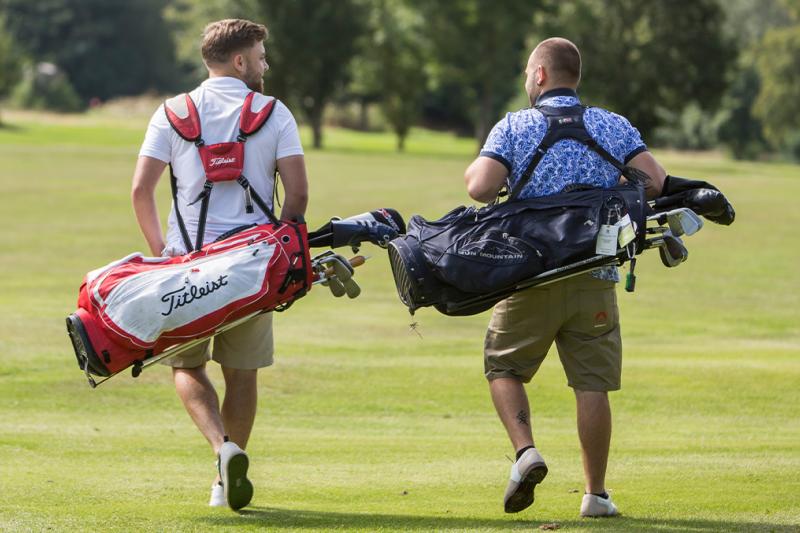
[198,506,798,532]
[0,122,23,132]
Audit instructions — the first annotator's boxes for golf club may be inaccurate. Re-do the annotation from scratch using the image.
[659,233,689,267]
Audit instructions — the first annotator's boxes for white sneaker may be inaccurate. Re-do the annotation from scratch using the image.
[208,482,225,507]
[503,448,548,513]
[218,441,253,510]
[580,493,618,517]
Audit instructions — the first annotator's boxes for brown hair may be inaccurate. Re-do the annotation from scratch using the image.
[201,19,268,65]
[534,37,581,86]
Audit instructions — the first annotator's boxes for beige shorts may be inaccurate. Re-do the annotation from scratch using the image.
[162,312,274,370]
[484,274,621,391]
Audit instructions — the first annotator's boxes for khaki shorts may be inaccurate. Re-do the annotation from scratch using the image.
[484,274,621,391]
[162,312,274,370]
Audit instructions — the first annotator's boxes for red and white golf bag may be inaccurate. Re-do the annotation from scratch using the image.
[67,222,312,382]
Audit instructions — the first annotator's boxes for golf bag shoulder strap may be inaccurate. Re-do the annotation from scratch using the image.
[166,92,282,253]
[510,105,625,200]
[238,92,278,139]
[169,163,194,253]
[164,93,203,145]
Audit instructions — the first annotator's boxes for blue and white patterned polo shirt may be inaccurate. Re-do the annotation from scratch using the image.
[480,88,647,281]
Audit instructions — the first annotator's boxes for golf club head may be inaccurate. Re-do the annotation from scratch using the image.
[342,277,361,299]
[325,277,346,297]
[659,233,688,267]
[665,208,703,237]
[329,255,354,282]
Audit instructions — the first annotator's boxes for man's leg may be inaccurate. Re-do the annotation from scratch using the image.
[489,377,535,452]
[173,365,226,454]
[220,367,258,449]
[210,315,272,510]
[490,376,548,513]
[484,287,556,513]
[574,389,611,495]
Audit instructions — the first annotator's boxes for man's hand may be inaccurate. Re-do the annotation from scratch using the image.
[276,154,308,221]
[131,156,168,256]
[465,156,509,203]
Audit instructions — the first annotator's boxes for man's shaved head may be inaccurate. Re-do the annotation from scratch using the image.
[530,37,581,87]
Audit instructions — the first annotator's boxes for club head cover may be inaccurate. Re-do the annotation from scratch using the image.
[685,189,735,225]
[656,176,735,226]
[307,209,406,249]
[659,234,688,267]
[365,208,406,235]
[330,220,399,249]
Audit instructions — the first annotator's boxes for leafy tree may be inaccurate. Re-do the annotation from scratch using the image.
[257,0,367,149]
[164,0,259,87]
[717,65,768,159]
[753,25,800,153]
[356,0,427,151]
[716,0,790,159]
[0,15,22,124]
[546,0,736,141]
[412,0,538,147]
[2,0,181,103]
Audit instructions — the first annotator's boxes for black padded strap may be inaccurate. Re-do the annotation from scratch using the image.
[510,105,626,200]
[169,164,194,253]
[194,182,213,251]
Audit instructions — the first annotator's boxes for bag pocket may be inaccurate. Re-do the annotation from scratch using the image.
[430,230,546,294]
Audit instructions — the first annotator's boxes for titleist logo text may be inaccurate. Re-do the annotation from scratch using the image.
[161,275,229,316]
[210,156,237,166]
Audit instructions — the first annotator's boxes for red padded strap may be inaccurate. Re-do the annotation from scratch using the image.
[164,93,202,143]
[239,92,277,137]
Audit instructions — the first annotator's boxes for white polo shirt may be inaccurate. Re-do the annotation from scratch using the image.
[139,76,304,253]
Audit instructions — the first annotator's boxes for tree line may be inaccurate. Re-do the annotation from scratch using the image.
[1,0,798,160]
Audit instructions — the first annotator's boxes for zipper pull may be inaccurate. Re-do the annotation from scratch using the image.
[244,185,254,214]
[625,257,637,293]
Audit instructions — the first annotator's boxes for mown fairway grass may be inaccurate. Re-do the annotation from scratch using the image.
[0,109,798,532]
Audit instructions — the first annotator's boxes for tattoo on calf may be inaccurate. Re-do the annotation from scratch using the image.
[516,409,529,426]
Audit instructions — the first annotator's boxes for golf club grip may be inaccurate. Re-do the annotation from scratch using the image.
[323,255,366,278]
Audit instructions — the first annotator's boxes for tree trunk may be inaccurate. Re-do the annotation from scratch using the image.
[475,81,494,150]
[396,132,406,152]
[310,107,323,149]
[359,98,369,131]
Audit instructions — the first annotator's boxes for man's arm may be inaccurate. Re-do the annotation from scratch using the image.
[627,151,666,199]
[464,156,509,203]
[131,156,168,256]
[276,155,309,221]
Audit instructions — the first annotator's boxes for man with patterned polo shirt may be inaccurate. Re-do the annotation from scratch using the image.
[464,37,667,517]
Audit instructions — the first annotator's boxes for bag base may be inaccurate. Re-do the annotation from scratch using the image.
[66,310,110,377]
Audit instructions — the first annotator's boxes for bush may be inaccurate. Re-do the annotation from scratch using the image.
[652,103,725,151]
[10,62,82,112]
[781,129,800,162]
[325,100,388,132]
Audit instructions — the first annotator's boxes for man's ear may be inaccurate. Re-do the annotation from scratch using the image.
[232,53,246,74]
[536,65,546,87]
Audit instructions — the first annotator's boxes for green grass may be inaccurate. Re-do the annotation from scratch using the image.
[0,110,798,532]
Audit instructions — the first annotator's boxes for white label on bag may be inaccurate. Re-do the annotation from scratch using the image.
[595,224,619,256]
[617,214,636,247]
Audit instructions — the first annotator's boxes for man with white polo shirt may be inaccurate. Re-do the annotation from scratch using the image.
[131,18,308,510]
